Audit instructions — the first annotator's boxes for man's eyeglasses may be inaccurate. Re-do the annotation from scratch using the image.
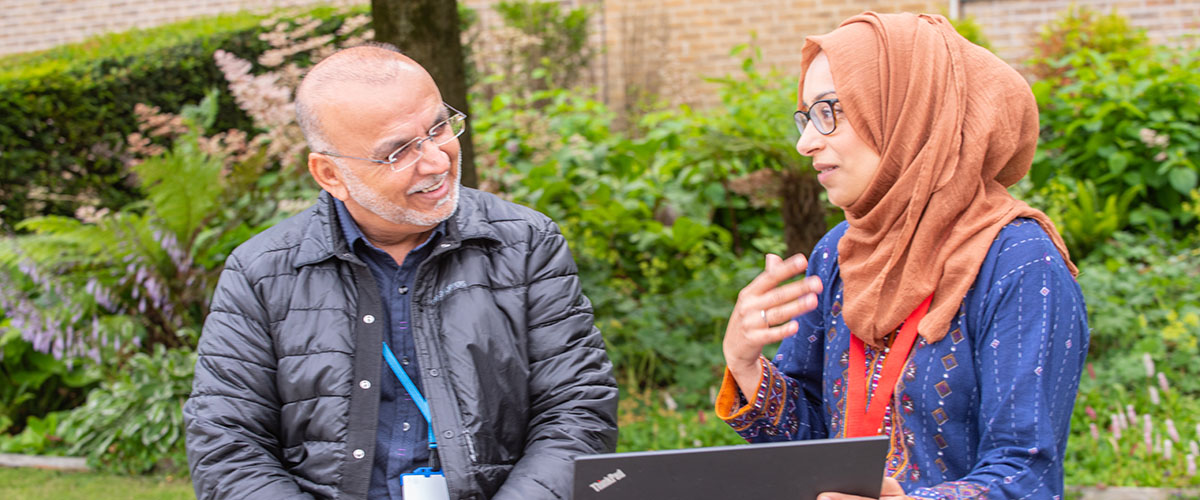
[793,98,839,136]
[317,102,467,172]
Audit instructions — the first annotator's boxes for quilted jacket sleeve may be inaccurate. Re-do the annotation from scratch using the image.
[490,221,619,500]
[183,254,314,500]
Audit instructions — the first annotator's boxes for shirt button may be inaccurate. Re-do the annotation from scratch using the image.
[363,315,375,324]
[443,430,453,439]
[352,449,365,459]
[359,380,371,389]
[429,368,439,377]
[401,356,411,366]
[402,422,411,432]
[398,286,408,295]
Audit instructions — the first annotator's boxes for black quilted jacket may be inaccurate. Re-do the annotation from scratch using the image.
[183,189,618,499]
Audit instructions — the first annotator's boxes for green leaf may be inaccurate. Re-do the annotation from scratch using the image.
[1168,167,1198,194]
[1107,152,1129,173]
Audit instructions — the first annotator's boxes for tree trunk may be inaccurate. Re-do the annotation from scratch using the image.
[780,169,828,257]
[371,0,478,188]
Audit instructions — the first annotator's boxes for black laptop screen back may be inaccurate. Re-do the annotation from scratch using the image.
[573,436,889,500]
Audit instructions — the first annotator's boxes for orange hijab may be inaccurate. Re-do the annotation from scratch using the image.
[798,12,1078,346]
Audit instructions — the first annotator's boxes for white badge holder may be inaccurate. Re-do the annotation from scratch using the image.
[402,467,450,500]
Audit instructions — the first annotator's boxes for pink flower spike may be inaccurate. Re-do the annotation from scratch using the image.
[1090,423,1100,441]
[1191,441,1199,457]
[1167,419,1181,442]
[1149,386,1161,406]
[1144,416,1153,450]
[1158,372,1170,393]
[1189,454,1197,477]
[1144,353,1156,378]
[1166,439,1174,460]
[1086,406,1097,420]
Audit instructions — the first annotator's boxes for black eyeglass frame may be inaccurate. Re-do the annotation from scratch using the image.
[793,98,840,136]
[316,102,468,172]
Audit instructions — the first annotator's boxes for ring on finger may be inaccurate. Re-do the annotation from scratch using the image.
[760,309,769,327]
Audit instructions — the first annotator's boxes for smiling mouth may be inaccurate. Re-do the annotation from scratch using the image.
[815,164,839,173]
[413,176,445,194]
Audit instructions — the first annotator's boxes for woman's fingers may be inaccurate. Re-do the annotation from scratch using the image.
[739,276,823,328]
[744,319,800,346]
[723,253,821,397]
[742,253,809,297]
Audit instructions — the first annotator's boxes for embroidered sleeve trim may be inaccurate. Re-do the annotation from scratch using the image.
[715,356,789,432]
[715,356,765,420]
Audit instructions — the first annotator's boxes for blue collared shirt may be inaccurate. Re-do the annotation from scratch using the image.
[334,199,443,500]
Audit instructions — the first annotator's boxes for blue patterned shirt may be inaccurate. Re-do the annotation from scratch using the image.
[334,200,443,500]
[717,219,1089,499]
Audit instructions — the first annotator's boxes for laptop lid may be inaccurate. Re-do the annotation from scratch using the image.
[572,435,889,500]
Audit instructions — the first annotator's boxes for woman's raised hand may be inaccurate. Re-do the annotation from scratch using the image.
[723,253,823,397]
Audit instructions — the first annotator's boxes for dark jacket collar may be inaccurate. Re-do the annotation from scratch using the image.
[294,189,500,268]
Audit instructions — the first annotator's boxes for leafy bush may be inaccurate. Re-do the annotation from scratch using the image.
[0,94,311,469]
[1025,8,1200,253]
[1076,232,1200,387]
[1024,178,1142,257]
[700,44,827,256]
[1065,230,1200,487]
[0,323,97,435]
[0,5,367,231]
[57,346,196,474]
[475,87,765,400]
[0,94,288,365]
[1027,5,1148,82]
[1031,45,1200,236]
[0,411,68,456]
[470,0,595,102]
[617,389,743,452]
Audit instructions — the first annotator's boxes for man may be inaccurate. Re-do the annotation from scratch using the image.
[183,44,618,500]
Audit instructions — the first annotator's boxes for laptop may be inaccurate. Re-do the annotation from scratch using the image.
[572,435,889,500]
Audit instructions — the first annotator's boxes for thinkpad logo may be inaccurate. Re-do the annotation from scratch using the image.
[588,468,626,492]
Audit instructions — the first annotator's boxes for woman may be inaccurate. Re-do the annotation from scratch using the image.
[716,12,1088,500]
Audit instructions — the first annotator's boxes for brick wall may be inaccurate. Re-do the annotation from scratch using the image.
[0,0,358,56]
[962,0,1200,65]
[5,0,1194,109]
[464,0,949,110]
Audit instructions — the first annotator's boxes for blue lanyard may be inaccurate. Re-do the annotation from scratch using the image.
[382,342,436,449]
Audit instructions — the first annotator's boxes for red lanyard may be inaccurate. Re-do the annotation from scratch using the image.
[845,295,933,438]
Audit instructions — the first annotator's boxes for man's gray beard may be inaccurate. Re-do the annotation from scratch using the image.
[337,151,461,227]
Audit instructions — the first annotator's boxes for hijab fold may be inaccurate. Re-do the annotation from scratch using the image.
[798,12,1078,346]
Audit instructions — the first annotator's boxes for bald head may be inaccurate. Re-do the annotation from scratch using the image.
[295,44,439,153]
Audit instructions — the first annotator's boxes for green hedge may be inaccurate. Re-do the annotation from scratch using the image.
[0,5,363,231]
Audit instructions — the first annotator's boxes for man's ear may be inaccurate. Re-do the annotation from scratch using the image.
[308,152,350,201]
